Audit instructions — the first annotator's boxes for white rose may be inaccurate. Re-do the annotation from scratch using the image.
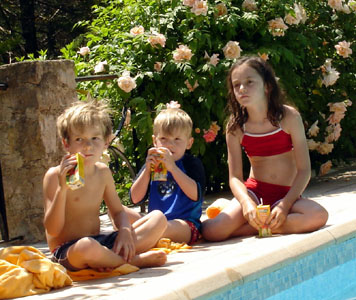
[94,61,107,73]
[78,46,90,56]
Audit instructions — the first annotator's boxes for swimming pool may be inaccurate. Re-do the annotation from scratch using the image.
[199,234,356,300]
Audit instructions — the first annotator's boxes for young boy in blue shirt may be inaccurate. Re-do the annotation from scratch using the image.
[129,104,205,245]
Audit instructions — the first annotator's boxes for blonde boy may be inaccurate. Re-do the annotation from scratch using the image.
[43,101,167,271]
[130,105,205,245]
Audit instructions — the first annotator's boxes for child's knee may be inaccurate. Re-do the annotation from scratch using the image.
[316,206,329,227]
[201,219,224,242]
[72,237,99,257]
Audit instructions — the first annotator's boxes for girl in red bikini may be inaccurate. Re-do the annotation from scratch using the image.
[202,56,328,241]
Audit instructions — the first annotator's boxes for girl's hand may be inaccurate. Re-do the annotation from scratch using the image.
[112,227,136,262]
[58,154,77,188]
[241,200,262,231]
[267,202,288,230]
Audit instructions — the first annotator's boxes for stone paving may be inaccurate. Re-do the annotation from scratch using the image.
[3,165,356,300]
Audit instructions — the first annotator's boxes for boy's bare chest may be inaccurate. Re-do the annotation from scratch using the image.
[66,176,105,210]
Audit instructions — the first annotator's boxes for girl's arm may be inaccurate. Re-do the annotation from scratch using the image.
[268,107,311,229]
[226,130,263,230]
[279,107,311,211]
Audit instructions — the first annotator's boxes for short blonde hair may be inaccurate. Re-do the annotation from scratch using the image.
[153,108,193,137]
[57,101,112,141]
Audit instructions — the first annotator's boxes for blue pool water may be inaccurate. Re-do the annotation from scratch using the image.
[200,235,356,300]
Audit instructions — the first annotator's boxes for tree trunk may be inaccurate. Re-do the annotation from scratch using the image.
[19,0,38,56]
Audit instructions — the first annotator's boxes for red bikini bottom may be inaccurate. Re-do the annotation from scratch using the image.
[244,178,291,207]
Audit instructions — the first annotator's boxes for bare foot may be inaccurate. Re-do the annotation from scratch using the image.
[131,250,167,268]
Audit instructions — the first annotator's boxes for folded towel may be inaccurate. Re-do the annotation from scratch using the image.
[67,263,139,281]
[151,238,192,254]
[0,246,72,299]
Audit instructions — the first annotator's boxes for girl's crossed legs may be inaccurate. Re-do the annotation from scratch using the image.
[202,196,328,242]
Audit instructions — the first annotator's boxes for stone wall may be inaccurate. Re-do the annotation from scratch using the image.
[0,60,78,243]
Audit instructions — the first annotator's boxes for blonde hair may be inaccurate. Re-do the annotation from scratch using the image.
[153,108,193,137]
[57,101,112,141]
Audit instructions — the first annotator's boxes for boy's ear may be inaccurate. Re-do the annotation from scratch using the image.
[186,137,194,150]
[105,133,115,148]
[62,138,70,151]
[152,135,157,147]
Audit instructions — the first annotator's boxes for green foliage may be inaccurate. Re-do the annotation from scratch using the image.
[61,0,356,189]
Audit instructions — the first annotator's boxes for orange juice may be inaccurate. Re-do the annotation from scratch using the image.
[256,204,272,237]
[151,154,167,181]
[66,153,85,190]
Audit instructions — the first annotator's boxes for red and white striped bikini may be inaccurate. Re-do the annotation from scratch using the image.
[241,126,294,206]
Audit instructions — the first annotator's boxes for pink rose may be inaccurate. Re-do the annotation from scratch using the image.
[148,33,166,48]
[223,41,242,59]
[307,139,320,151]
[268,18,288,37]
[192,1,208,16]
[183,0,195,7]
[335,41,352,58]
[185,79,199,92]
[319,160,332,176]
[173,45,193,62]
[209,121,221,135]
[166,101,181,109]
[203,129,217,143]
[118,71,137,93]
[130,26,144,35]
[307,120,319,137]
[242,0,257,11]
[317,142,334,155]
[215,3,227,16]
[154,62,162,72]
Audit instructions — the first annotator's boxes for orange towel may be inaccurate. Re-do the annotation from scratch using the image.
[206,198,231,219]
[0,246,72,299]
[67,263,139,282]
[150,238,192,254]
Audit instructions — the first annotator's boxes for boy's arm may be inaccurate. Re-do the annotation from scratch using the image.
[170,165,198,200]
[102,167,135,261]
[43,154,76,237]
[130,164,151,204]
[130,147,159,204]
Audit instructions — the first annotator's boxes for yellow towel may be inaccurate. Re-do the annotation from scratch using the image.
[67,263,139,282]
[0,246,72,299]
[151,238,192,254]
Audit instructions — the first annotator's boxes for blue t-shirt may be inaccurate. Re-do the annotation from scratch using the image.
[130,154,205,230]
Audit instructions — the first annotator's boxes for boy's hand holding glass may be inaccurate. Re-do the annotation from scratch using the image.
[58,153,80,189]
[153,147,175,172]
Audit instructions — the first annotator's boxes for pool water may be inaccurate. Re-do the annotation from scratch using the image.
[266,254,356,300]
[200,235,356,300]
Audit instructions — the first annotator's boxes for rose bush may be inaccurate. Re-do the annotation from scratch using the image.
[61,0,355,192]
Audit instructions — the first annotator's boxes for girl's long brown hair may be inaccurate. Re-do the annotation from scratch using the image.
[226,56,285,133]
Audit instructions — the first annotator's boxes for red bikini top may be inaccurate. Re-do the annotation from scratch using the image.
[241,127,293,157]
